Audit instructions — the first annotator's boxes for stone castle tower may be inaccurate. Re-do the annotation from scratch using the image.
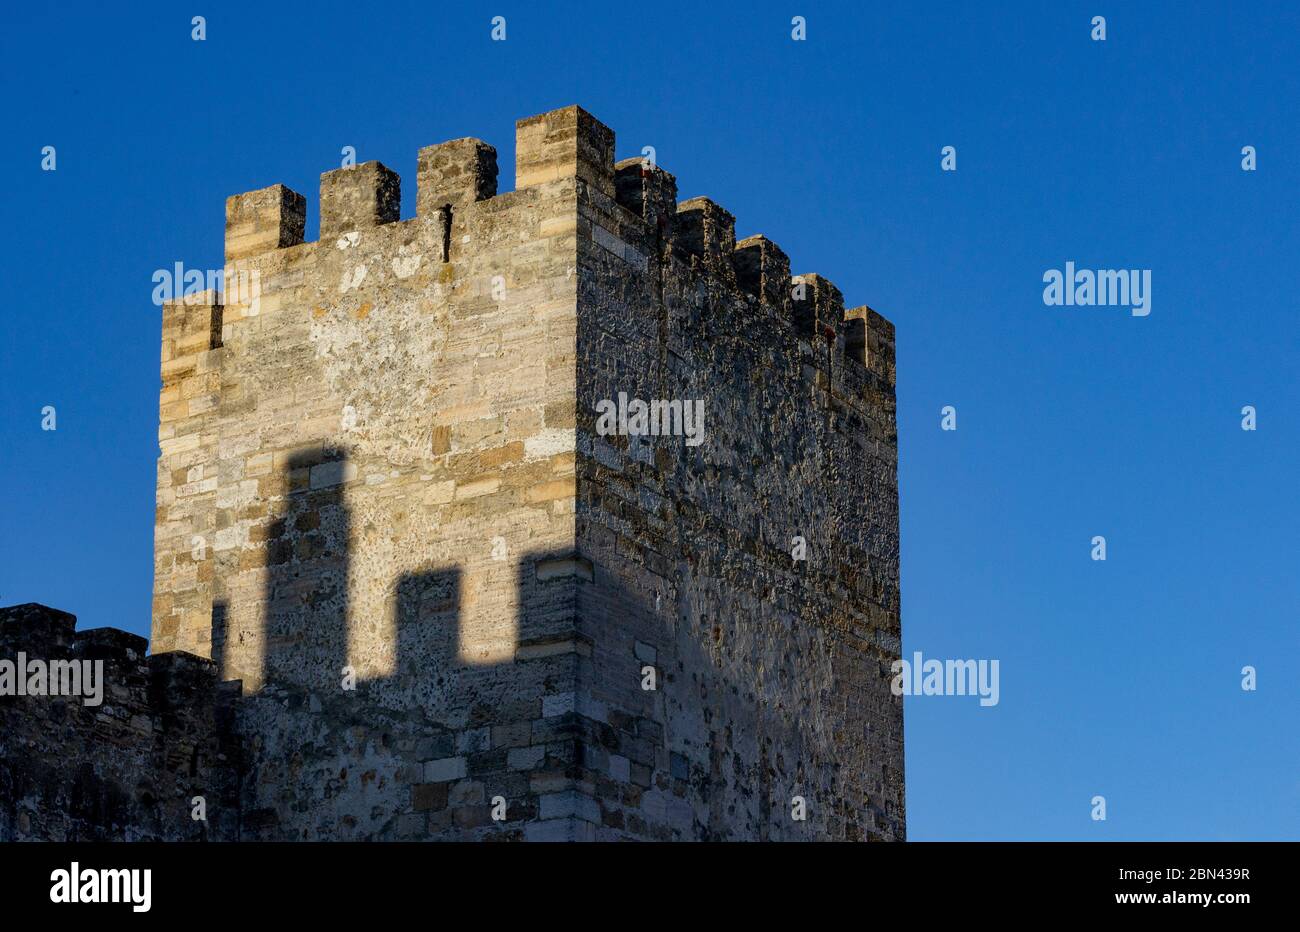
[1,106,903,841]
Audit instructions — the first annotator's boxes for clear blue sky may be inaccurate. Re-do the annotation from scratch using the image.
[0,1,1295,841]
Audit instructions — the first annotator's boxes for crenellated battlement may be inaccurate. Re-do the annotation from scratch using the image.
[210,105,887,380]
[0,604,237,841]
[0,602,226,710]
[0,604,222,702]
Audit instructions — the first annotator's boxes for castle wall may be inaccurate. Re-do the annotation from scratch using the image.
[0,604,238,841]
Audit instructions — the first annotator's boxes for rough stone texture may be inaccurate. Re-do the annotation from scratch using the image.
[319,161,402,239]
[0,105,901,841]
[0,604,239,841]
[417,138,499,216]
[574,146,903,841]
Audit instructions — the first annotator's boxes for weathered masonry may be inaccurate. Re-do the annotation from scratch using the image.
[1,105,902,841]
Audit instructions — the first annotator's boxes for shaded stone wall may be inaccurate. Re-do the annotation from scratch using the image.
[571,130,903,839]
[0,604,238,841]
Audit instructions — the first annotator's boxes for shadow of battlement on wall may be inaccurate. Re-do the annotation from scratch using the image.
[200,444,590,839]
